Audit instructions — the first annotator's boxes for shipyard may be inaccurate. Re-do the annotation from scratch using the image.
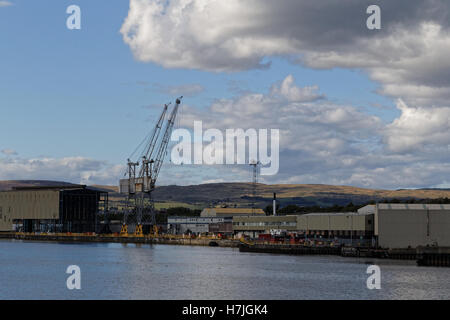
[1,183,450,266]
[0,97,449,266]
[2,0,450,305]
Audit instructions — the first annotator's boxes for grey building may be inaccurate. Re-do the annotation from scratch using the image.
[0,185,108,233]
[375,203,450,248]
[297,212,374,239]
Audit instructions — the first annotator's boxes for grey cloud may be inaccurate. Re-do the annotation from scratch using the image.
[121,0,450,67]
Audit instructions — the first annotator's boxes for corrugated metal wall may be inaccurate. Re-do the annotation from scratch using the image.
[0,190,59,231]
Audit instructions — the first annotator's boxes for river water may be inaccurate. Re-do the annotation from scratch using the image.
[0,239,449,300]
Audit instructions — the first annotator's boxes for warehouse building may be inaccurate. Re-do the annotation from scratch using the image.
[375,203,450,248]
[297,212,374,239]
[0,185,108,233]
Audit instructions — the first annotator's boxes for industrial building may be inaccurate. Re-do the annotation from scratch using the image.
[375,203,450,248]
[0,185,108,233]
[297,212,374,239]
[166,207,262,235]
[233,212,374,241]
[233,215,297,238]
[233,203,450,249]
[167,216,232,235]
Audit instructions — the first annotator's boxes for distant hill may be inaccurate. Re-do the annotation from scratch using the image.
[94,182,450,208]
[3,180,450,208]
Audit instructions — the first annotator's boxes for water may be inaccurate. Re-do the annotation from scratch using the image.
[0,239,449,300]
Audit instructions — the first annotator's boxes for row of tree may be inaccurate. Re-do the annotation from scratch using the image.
[264,197,450,215]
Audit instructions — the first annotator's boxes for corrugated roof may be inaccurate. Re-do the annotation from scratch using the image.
[10,184,86,191]
[205,208,265,214]
[303,212,372,216]
[377,203,450,210]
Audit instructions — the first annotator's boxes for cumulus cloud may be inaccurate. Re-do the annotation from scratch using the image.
[0,156,124,185]
[303,22,450,107]
[164,75,450,189]
[2,75,447,189]
[180,75,381,152]
[118,0,450,189]
[384,99,450,153]
[1,76,449,189]
[269,75,324,102]
[120,0,450,107]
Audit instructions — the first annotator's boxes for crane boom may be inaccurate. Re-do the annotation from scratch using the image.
[149,96,183,190]
[143,103,170,161]
[138,102,170,178]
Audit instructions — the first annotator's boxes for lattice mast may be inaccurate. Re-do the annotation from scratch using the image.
[249,160,261,214]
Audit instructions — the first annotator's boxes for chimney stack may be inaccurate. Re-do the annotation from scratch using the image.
[273,193,276,216]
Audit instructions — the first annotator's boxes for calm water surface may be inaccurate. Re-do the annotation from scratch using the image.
[0,239,449,300]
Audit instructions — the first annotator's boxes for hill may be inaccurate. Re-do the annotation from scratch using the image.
[3,180,449,208]
[2,180,450,209]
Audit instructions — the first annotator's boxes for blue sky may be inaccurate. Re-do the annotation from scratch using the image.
[1,1,449,189]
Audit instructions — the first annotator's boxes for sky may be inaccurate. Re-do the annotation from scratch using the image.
[1,0,450,189]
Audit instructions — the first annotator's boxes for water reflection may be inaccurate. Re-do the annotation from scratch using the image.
[0,240,448,300]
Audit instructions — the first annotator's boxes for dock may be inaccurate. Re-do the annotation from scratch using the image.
[238,240,450,267]
[0,232,239,248]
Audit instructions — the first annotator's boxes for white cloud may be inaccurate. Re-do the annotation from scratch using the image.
[180,75,382,153]
[118,0,450,189]
[384,99,450,153]
[0,156,124,185]
[1,76,449,189]
[0,1,12,7]
[269,75,324,102]
[165,75,450,189]
[1,149,17,156]
[2,75,448,189]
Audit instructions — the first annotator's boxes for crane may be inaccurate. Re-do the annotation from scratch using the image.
[120,96,183,235]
